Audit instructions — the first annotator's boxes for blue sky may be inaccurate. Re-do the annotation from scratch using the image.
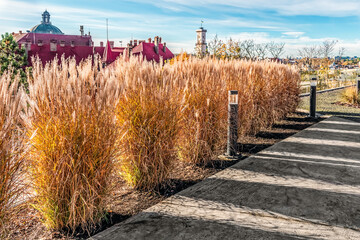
[1,0,360,57]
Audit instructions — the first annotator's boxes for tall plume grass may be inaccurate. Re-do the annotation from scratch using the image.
[0,72,27,238]
[111,56,299,188]
[341,86,360,105]
[171,58,228,165]
[112,58,182,190]
[12,54,299,233]
[26,57,120,233]
[224,60,300,135]
[166,57,300,163]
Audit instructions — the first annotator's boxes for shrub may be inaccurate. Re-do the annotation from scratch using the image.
[341,86,360,105]
[0,33,28,89]
[26,57,120,233]
[0,73,27,238]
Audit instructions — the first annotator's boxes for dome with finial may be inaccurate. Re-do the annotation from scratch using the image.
[30,10,64,34]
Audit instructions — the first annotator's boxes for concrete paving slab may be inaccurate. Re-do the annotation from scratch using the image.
[90,116,360,240]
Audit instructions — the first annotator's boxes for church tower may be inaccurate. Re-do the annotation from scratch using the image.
[195,22,207,57]
[42,10,50,24]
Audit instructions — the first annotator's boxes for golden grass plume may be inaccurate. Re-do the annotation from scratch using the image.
[0,72,27,238]
[26,56,121,233]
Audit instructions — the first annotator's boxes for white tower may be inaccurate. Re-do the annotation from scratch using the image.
[196,22,207,57]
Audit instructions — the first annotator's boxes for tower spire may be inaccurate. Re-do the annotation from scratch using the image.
[42,10,50,24]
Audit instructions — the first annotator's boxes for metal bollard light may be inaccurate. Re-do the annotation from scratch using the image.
[227,90,239,156]
[309,76,317,118]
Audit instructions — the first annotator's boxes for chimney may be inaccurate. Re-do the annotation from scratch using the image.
[163,42,166,53]
[19,30,22,34]
[154,36,159,54]
[134,40,137,46]
[148,38,151,43]
[80,25,84,36]
[110,41,114,49]
[127,43,133,58]
[100,41,104,47]
[159,37,162,43]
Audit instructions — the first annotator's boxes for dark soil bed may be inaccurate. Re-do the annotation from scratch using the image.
[332,101,360,109]
[9,111,323,240]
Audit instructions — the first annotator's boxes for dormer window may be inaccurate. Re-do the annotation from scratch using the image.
[50,40,57,52]
[37,40,43,46]
[71,41,75,47]
[60,40,65,47]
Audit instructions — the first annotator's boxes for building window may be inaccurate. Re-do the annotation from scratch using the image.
[50,40,57,52]
[71,41,75,47]
[37,40,43,47]
[60,40,65,47]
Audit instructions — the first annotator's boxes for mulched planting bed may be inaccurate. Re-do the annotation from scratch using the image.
[332,101,360,109]
[9,111,323,240]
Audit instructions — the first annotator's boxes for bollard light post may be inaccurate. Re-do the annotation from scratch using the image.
[227,90,239,156]
[356,75,360,96]
[309,75,317,118]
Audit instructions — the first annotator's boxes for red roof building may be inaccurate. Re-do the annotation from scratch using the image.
[104,37,174,64]
[14,11,174,66]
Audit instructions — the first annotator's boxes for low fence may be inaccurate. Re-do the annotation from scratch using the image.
[299,84,355,98]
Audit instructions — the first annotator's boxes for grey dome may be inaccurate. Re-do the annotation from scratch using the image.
[30,10,64,35]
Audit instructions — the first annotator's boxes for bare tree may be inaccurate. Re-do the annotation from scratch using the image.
[241,40,255,60]
[319,40,337,58]
[298,45,320,59]
[268,42,285,59]
[207,34,223,57]
[338,46,346,59]
[254,43,268,60]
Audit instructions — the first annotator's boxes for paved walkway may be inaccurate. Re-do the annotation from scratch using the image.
[91,116,360,240]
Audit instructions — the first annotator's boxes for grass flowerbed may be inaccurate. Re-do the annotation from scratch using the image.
[1,56,300,238]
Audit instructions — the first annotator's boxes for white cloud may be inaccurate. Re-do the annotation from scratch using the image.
[282,32,305,38]
[135,0,360,17]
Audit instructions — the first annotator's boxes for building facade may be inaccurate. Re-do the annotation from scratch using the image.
[13,11,174,66]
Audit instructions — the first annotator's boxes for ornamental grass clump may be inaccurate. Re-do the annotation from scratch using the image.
[26,57,120,233]
[0,73,27,238]
[113,57,182,190]
[167,57,300,164]
[341,86,360,105]
[171,58,228,165]
[224,60,300,135]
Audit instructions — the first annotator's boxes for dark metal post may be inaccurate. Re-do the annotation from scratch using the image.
[357,75,360,96]
[227,90,238,156]
[309,77,317,118]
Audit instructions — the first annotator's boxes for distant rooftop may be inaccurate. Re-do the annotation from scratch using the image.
[30,10,64,35]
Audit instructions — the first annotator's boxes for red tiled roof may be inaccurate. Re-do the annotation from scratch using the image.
[132,42,174,62]
[103,40,122,64]
[16,32,92,46]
